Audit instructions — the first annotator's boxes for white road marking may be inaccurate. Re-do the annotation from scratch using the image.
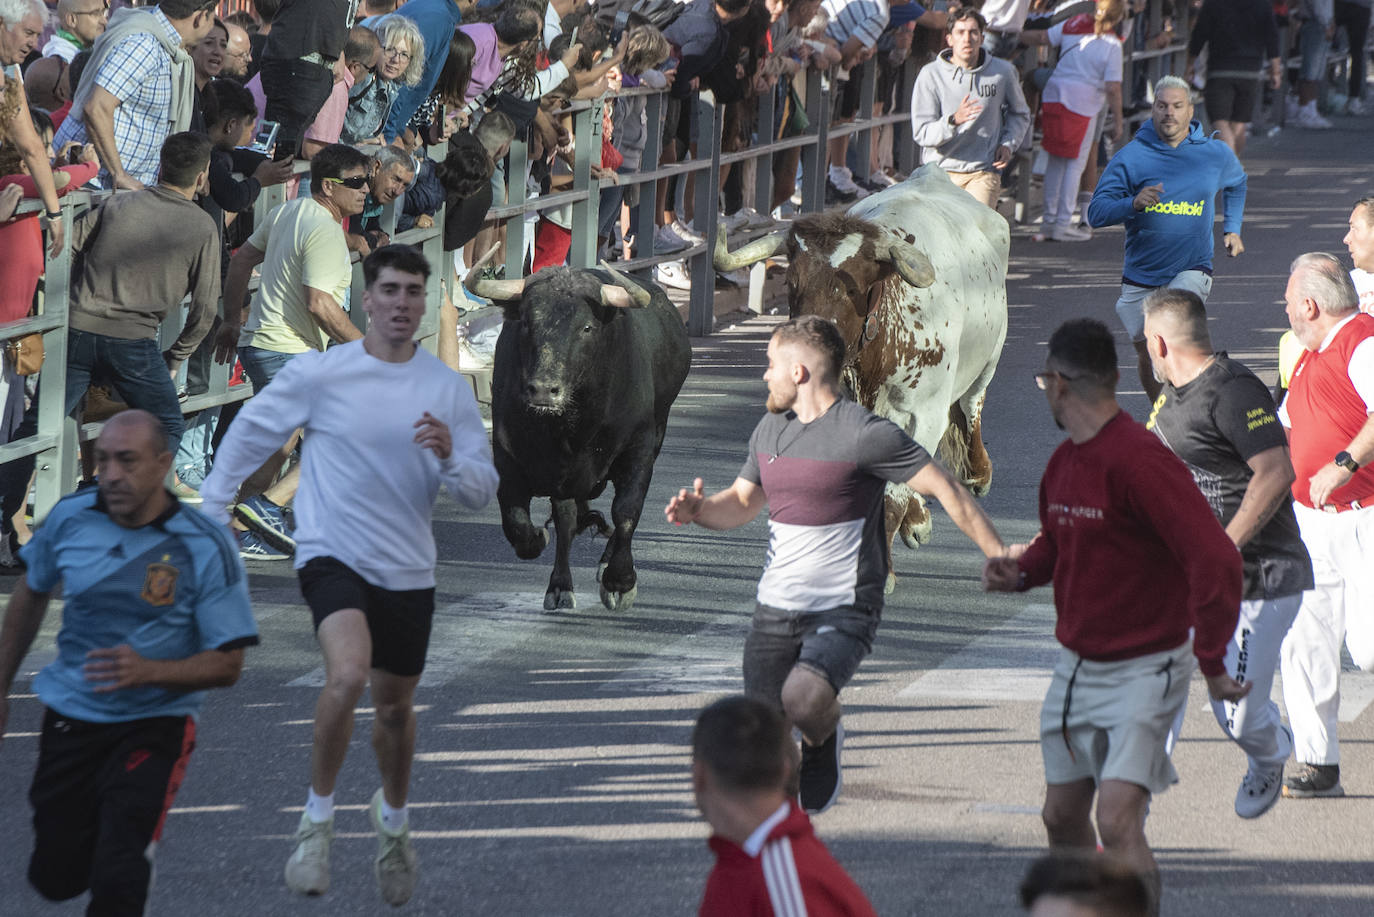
[597,614,748,695]
[899,603,1058,702]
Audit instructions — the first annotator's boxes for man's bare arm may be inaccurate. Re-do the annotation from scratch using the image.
[0,579,54,749]
[306,286,363,343]
[83,86,143,190]
[665,477,766,530]
[907,462,1005,558]
[84,645,245,693]
[1226,444,1296,549]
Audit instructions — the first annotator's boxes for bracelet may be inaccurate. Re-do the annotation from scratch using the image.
[45,211,62,220]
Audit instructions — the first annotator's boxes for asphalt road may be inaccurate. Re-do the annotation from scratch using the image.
[4,118,1374,916]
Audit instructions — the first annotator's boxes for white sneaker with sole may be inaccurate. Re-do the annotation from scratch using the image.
[369,789,419,907]
[654,260,691,291]
[284,813,333,896]
[828,166,869,199]
[1050,223,1093,242]
[1235,762,1285,818]
[1345,97,1367,116]
[1295,103,1333,129]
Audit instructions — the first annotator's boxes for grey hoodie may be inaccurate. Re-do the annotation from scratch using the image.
[910,48,1032,174]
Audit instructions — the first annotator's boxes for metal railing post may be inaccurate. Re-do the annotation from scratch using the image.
[853,60,877,181]
[754,82,777,222]
[634,90,665,281]
[688,91,723,336]
[32,200,74,523]
[505,132,531,279]
[569,99,602,270]
[800,67,830,214]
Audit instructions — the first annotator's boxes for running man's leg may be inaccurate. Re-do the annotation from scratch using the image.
[1281,505,1346,768]
[1211,595,1301,769]
[312,610,372,795]
[1095,779,1159,910]
[371,670,421,809]
[1042,778,1097,849]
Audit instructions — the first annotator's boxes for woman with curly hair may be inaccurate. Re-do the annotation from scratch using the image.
[341,13,425,146]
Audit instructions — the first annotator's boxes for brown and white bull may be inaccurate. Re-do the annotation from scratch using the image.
[716,164,1009,591]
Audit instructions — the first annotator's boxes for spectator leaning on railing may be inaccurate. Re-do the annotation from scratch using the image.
[56,0,218,191]
[377,0,468,142]
[340,13,424,147]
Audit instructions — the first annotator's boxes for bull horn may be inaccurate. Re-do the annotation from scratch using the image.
[876,237,936,289]
[714,229,786,273]
[463,243,527,301]
[598,261,652,308]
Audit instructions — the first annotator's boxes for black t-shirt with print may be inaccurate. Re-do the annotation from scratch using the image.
[1147,354,1314,601]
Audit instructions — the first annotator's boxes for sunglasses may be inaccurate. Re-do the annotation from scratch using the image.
[325,175,370,189]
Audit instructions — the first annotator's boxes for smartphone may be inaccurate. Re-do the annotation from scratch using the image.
[247,120,280,156]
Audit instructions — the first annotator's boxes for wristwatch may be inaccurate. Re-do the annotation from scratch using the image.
[947,114,957,127]
[1334,451,1360,472]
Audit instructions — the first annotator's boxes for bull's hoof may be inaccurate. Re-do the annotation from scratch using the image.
[965,473,992,498]
[513,528,550,560]
[600,583,638,611]
[543,587,576,611]
[899,516,933,549]
[884,572,897,595]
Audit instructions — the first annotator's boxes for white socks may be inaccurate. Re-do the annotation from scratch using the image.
[379,797,409,834]
[305,788,334,824]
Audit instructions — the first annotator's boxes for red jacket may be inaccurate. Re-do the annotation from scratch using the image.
[700,801,877,917]
[1016,411,1241,676]
[1285,312,1374,509]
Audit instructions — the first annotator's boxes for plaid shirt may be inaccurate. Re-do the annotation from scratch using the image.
[53,9,178,187]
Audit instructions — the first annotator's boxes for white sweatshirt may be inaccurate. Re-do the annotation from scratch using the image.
[200,341,498,590]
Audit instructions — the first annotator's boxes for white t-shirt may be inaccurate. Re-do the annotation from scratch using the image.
[980,0,1031,32]
[1353,267,1374,315]
[239,197,353,355]
[1043,25,1123,117]
[200,341,498,589]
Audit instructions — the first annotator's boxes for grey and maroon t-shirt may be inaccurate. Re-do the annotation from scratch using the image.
[739,399,931,613]
[1146,354,1313,601]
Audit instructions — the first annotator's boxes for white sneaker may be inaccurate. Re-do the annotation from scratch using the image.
[654,259,691,291]
[369,790,419,906]
[671,218,705,244]
[1284,94,1300,121]
[1050,223,1093,242]
[1295,103,1333,129]
[284,813,333,896]
[1345,97,1367,116]
[653,224,689,255]
[827,166,869,199]
[1235,762,1285,818]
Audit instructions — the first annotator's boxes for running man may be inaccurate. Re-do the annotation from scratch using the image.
[0,410,257,916]
[984,318,1246,912]
[1142,289,1313,818]
[199,246,498,906]
[665,316,1006,814]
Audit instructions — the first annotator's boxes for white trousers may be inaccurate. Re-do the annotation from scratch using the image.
[1165,595,1301,770]
[1041,111,1098,229]
[1280,502,1374,765]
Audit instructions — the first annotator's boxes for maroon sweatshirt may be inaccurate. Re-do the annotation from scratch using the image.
[1016,411,1241,676]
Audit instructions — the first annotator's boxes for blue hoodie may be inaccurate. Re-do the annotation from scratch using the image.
[1087,120,1246,288]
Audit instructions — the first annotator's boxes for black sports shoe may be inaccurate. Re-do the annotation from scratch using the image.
[1282,763,1344,798]
[825,179,856,206]
[798,722,844,814]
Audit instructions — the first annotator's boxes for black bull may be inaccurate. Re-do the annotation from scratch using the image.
[482,267,691,611]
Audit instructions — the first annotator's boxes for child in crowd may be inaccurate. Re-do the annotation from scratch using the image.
[601,25,671,261]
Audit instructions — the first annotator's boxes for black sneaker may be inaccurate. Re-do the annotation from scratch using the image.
[798,722,844,814]
[825,179,856,206]
[1282,763,1344,798]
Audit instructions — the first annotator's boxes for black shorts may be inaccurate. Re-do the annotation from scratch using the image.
[298,556,436,677]
[28,708,195,912]
[1204,75,1261,123]
[742,602,880,703]
[836,71,864,120]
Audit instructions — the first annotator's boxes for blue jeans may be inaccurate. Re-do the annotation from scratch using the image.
[238,345,297,391]
[0,331,186,541]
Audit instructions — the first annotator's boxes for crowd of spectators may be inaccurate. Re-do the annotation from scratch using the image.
[0,0,1370,563]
